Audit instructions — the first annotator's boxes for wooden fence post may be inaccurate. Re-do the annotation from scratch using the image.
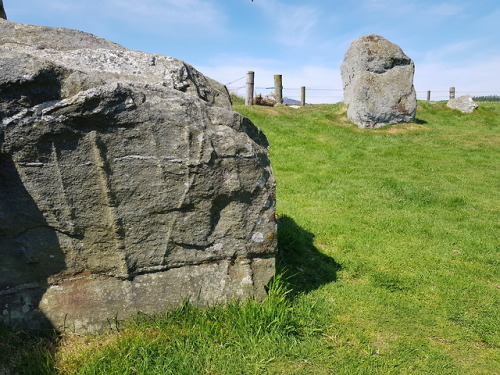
[449,87,455,100]
[246,71,254,106]
[427,90,431,101]
[301,86,306,106]
[274,75,283,105]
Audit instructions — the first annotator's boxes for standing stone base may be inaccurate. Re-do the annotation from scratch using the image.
[2,257,274,333]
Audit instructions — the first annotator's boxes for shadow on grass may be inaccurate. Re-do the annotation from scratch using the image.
[0,216,340,374]
[276,215,340,294]
[0,323,58,375]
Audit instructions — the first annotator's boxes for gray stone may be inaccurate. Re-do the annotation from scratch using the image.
[0,0,6,20]
[447,95,478,113]
[341,34,417,128]
[0,20,277,333]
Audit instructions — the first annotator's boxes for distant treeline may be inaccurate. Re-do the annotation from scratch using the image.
[473,95,500,102]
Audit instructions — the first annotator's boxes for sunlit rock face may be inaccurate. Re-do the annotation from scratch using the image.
[341,34,417,128]
[0,20,276,333]
[447,95,478,113]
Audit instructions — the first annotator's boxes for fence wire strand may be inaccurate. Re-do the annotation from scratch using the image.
[226,77,500,104]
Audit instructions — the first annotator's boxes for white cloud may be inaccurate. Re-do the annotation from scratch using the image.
[9,0,225,36]
[7,0,86,19]
[255,1,321,47]
[275,6,320,46]
[104,0,225,35]
[427,3,463,16]
[423,39,484,62]
[362,0,417,14]
[44,1,86,12]
[363,0,464,18]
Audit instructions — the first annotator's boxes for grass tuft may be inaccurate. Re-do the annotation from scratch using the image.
[49,275,314,374]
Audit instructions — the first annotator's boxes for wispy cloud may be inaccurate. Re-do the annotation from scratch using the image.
[275,6,320,46]
[423,39,484,62]
[8,0,87,19]
[104,0,225,35]
[255,1,321,47]
[363,0,463,18]
[362,0,417,14]
[427,2,463,16]
[44,1,86,12]
[9,0,226,36]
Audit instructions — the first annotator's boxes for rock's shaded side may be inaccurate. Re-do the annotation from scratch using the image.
[341,34,417,128]
[0,0,6,20]
[0,20,277,333]
[447,95,478,113]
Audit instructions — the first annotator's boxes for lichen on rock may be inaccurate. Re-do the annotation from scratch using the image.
[447,95,478,113]
[0,20,277,333]
[341,34,417,128]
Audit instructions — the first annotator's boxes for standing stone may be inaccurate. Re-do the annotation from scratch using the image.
[447,95,478,113]
[341,34,417,128]
[0,0,6,20]
[0,20,277,333]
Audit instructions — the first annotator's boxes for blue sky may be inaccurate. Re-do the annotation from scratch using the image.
[6,0,500,103]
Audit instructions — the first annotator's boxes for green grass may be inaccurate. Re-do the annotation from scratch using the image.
[236,101,500,374]
[2,101,499,374]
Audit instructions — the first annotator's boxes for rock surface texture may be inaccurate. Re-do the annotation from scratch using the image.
[341,34,417,128]
[447,95,478,113]
[0,20,277,333]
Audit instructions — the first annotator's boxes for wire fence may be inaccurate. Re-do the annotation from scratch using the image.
[226,84,344,104]
[225,75,500,104]
[414,90,500,101]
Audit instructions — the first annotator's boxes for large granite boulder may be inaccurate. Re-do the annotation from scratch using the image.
[0,19,277,333]
[447,95,478,113]
[341,34,417,128]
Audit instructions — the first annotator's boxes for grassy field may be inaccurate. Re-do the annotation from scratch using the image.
[1,101,499,374]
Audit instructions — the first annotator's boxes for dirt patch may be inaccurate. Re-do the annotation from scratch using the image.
[372,123,429,134]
